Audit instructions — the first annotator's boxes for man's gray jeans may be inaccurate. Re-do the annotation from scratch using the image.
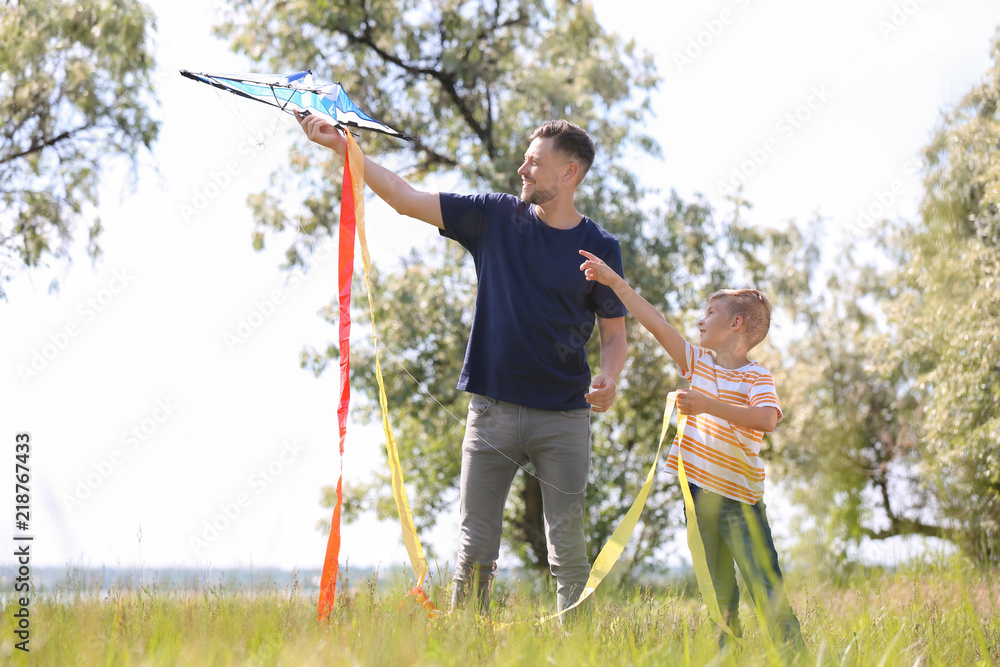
[452,393,591,614]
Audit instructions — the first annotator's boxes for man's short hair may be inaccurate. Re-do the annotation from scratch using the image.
[709,289,772,349]
[529,120,596,181]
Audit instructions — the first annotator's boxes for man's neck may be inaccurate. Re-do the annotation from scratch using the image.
[532,198,583,230]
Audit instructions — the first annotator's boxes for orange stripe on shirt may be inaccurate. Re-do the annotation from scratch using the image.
[718,387,750,404]
[666,454,759,504]
[689,408,764,450]
[678,434,765,481]
[692,415,754,453]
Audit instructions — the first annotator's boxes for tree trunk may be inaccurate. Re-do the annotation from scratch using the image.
[517,475,549,571]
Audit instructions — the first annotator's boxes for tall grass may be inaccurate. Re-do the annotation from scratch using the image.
[1,558,997,665]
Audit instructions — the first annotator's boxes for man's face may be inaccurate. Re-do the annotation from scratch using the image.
[517,137,570,205]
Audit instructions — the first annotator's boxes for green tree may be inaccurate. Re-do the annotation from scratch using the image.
[217,0,659,568]
[769,235,946,571]
[214,0,659,264]
[774,31,1000,567]
[892,29,1000,564]
[0,0,159,298]
[218,0,815,574]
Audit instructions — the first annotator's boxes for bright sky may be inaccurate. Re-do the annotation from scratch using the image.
[3,1,999,575]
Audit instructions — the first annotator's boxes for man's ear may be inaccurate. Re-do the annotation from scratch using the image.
[563,161,579,184]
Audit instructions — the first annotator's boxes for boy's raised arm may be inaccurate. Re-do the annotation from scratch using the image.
[297,113,444,229]
[579,250,689,374]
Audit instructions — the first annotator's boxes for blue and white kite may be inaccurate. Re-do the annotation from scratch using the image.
[179,69,411,140]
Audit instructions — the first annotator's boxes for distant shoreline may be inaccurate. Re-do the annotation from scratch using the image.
[0,563,695,599]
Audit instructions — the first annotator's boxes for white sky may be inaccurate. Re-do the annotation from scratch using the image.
[2,1,999,576]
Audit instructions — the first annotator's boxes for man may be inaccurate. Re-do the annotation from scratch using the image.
[298,115,627,614]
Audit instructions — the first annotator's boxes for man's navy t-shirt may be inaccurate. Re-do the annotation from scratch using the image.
[439,192,626,411]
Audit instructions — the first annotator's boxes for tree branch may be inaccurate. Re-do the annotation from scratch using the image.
[874,474,897,523]
[406,135,460,169]
[864,474,953,541]
[355,28,490,148]
[341,5,527,161]
[0,123,93,166]
[404,131,490,183]
[859,520,954,542]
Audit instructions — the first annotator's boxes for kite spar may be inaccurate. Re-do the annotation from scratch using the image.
[178,69,412,140]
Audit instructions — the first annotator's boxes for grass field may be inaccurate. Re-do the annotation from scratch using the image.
[1,558,997,665]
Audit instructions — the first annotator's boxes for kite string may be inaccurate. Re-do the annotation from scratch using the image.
[269,82,297,117]
[372,338,592,496]
[207,84,309,156]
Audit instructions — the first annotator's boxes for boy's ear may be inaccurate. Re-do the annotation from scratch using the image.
[730,315,743,331]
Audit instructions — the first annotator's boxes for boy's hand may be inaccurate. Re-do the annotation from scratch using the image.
[585,373,617,412]
[676,388,711,416]
[296,111,347,156]
[579,250,621,288]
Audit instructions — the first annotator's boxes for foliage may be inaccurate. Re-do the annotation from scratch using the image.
[0,0,159,298]
[889,29,1000,563]
[770,235,942,568]
[773,30,1000,567]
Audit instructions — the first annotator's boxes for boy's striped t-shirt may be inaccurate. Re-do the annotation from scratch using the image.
[665,342,782,504]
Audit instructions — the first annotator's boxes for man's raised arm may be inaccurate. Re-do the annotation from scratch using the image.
[297,113,443,229]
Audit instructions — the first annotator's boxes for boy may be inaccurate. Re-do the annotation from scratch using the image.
[579,249,805,651]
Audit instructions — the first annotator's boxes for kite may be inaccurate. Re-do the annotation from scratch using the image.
[178,69,412,140]
[180,68,427,622]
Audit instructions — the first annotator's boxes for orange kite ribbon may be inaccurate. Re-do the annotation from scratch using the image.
[317,131,360,622]
[319,132,435,622]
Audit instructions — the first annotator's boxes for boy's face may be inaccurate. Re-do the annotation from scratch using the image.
[698,297,734,349]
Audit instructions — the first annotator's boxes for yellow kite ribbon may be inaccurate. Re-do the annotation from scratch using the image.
[532,391,681,622]
[347,133,433,604]
[544,391,739,644]
[675,401,744,643]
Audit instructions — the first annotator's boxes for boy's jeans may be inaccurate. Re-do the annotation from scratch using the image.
[452,394,591,614]
[687,483,805,650]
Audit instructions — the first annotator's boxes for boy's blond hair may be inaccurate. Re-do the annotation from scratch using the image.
[708,289,772,349]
